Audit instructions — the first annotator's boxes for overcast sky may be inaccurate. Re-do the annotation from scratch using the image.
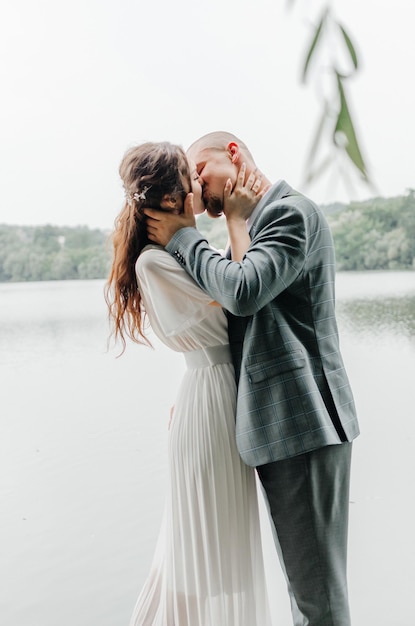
[1,0,414,229]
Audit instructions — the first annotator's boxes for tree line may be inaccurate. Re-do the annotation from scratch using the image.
[327,191,415,270]
[0,191,414,282]
[0,225,112,282]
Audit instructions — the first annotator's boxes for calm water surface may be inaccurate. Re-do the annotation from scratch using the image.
[1,272,415,626]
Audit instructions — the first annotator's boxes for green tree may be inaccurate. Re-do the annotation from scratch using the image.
[0,224,112,282]
[327,191,415,270]
[290,1,372,192]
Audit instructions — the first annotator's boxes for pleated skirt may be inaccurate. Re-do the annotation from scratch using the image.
[129,360,271,626]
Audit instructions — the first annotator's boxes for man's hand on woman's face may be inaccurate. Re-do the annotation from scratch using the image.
[144,194,196,247]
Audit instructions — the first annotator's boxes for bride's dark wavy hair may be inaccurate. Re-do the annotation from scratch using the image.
[105,141,191,353]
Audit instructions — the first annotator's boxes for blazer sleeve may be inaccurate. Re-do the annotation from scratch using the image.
[165,200,307,316]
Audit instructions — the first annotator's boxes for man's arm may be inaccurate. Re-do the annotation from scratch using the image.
[145,195,197,247]
[163,203,307,317]
[144,175,307,317]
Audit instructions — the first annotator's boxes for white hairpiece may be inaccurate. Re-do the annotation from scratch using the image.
[125,185,151,206]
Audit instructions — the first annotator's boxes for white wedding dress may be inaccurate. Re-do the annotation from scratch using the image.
[130,245,271,626]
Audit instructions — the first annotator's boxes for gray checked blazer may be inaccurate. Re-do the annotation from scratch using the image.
[165,180,359,466]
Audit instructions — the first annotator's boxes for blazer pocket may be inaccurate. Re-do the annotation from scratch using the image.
[246,349,305,383]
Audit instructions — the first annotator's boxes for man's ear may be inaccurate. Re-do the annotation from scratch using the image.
[228,142,240,164]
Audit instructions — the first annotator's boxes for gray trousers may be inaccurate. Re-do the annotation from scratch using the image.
[257,443,353,626]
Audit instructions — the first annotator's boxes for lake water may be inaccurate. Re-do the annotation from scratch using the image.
[1,272,415,626]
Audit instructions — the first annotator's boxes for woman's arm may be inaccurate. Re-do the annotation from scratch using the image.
[223,163,267,261]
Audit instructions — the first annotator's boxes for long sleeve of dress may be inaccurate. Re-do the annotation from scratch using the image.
[135,245,214,338]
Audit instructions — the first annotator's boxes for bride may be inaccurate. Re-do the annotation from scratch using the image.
[105,141,271,626]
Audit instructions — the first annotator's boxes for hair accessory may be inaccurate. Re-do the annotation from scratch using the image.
[134,186,151,201]
[125,185,151,206]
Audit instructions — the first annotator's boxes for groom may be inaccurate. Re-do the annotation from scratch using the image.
[145,131,359,625]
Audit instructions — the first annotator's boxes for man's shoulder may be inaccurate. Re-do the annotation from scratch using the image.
[265,180,316,209]
[250,181,327,237]
[260,181,323,220]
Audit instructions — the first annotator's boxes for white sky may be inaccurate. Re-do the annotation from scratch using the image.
[1,0,414,229]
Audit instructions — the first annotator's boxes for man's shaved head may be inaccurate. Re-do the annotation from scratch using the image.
[187,131,254,161]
